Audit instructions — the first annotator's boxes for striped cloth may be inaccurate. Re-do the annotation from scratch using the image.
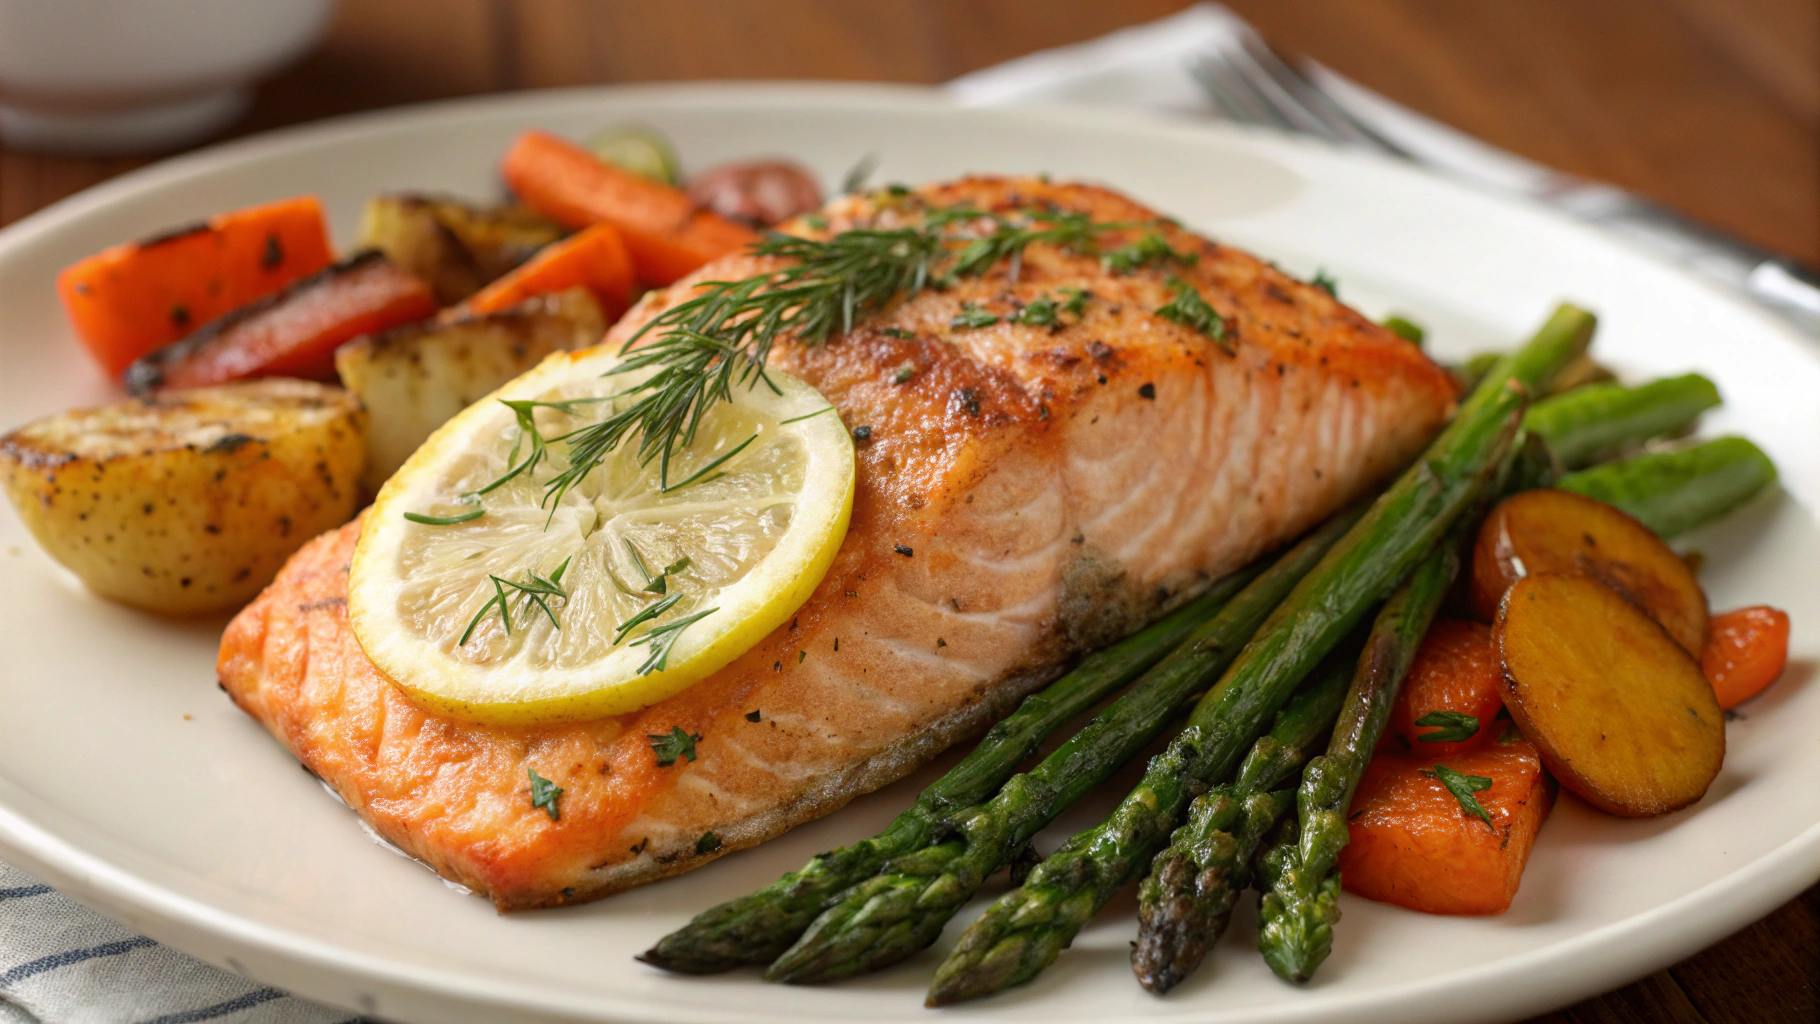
[0,6,1234,1020]
[0,861,357,1024]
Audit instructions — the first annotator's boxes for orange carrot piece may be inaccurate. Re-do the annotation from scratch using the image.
[1338,735,1556,916]
[1388,619,1505,757]
[464,223,633,320]
[500,130,758,285]
[124,252,436,393]
[1702,606,1790,710]
[57,196,333,378]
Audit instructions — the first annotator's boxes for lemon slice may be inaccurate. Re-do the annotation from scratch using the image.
[348,345,854,724]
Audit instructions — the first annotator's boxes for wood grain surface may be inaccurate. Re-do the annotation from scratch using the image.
[0,2,1813,1021]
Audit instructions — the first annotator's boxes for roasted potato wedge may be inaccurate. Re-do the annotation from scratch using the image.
[1496,573,1724,817]
[335,287,605,491]
[357,195,566,305]
[1471,487,1708,653]
[0,379,365,615]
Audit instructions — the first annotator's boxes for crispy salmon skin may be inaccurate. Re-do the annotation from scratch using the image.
[219,176,1456,909]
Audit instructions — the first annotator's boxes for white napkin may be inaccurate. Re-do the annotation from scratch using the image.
[0,5,1284,1022]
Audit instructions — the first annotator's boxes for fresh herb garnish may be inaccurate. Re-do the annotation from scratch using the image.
[1015,296,1058,326]
[841,154,879,195]
[779,405,837,424]
[458,557,572,646]
[626,541,692,595]
[662,431,757,492]
[1426,764,1494,825]
[1103,232,1198,275]
[1414,710,1481,743]
[613,591,683,645]
[952,302,1000,329]
[528,768,563,821]
[1382,314,1426,345]
[1154,275,1229,350]
[647,726,700,767]
[1311,268,1339,296]
[891,362,917,384]
[630,607,718,675]
[696,830,723,854]
[1059,286,1090,317]
[879,326,916,339]
[404,507,485,526]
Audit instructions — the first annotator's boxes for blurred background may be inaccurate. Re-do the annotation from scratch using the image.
[1,0,1815,271]
[0,3,1813,1022]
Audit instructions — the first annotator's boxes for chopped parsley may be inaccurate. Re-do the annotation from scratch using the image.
[879,326,916,339]
[1414,710,1480,743]
[1426,764,1493,826]
[952,302,1000,329]
[1059,286,1091,317]
[696,831,723,854]
[1311,268,1339,296]
[1154,276,1229,350]
[1015,296,1058,326]
[528,768,563,821]
[647,726,701,767]
[891,362,917,384]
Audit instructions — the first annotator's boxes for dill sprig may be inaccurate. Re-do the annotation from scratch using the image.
[631,607,720,675]
[459,557,572,646]
[547,205,1147,496]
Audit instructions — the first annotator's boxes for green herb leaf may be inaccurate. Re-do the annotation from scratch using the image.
[1311,268,1339,296]
[841,154,879,195]
[613,591,683,645]
[1426,764,1494,825]
[1102,231,1198,275]
[952,302,1000,329]
[1015,296,1058,326]
[404,507,485,526]
[696,830,723,854]
[891,362,917,384]
[528,768,563,821]
[1058,285,1091,317]
[1414,710,1481,743]
[630,607,719,675]
[458,557,572,646]
[647,726,700,767]
[1382,314,1426,345]
[1154,275,1229,350]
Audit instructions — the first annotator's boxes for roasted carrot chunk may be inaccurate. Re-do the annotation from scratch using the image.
[1703,606,1790,710]
[501,130,758,285]
[123,252,437,393]
[57,196,333,378]
[463,223,633,320]
[1338,735,1556,916]
[1389,619,1504,757]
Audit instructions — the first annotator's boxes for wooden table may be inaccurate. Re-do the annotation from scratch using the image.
[1,2,1814,1021]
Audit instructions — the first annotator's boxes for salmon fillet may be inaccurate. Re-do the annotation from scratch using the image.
[219,177,1457,910]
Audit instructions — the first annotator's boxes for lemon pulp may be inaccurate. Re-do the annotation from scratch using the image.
[348,345,854,724]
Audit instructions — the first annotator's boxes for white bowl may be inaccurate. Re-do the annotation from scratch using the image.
[0,0,334,154]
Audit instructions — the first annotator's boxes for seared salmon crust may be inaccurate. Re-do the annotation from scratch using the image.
[219,177,1456,910]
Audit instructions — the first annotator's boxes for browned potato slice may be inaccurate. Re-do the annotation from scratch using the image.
[357,195,566,305]
[1496,573,1724,817]
[335,287,605,491]
[0,379,365,615]
[1471,487,1708,653]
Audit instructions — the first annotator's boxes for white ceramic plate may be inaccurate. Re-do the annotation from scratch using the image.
[0,84,1815,1024]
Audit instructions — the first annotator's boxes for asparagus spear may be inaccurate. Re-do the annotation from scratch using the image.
[1524,373,1720,469]
[924,305,1588,1006]
[1256,542,1460,983]
[1559,436,1777,540]
[1131,656,1352,993]
[639,564,1261,973]
[762,506,1368,984]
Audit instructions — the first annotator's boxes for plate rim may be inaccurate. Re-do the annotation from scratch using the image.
[0,80,1816,1024]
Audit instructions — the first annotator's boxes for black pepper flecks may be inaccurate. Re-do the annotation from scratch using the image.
[261,233,284,270]
[893,544,913,557]
[851,424,872,442]
[746,709,762,722]
[1138,383,1156,399]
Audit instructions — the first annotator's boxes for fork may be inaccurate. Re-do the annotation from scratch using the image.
[1189,33,1820,333]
